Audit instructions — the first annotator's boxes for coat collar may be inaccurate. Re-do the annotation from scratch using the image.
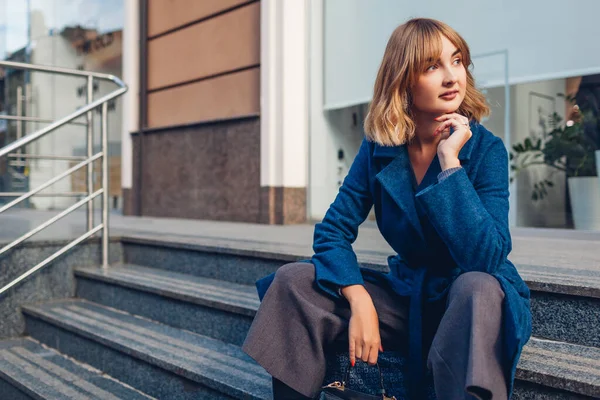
[373,121,479,243]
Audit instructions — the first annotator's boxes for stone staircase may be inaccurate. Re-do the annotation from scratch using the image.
[0,234,599,399]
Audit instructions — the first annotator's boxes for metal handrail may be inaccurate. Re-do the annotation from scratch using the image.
[0,152,103,213]
[0,60,127,296]
[0,192,87,197]
[0,115,88,127]
[7,154,87,161]
[0,86,126,158]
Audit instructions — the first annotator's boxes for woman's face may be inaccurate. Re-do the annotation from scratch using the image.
[410,35,467,117]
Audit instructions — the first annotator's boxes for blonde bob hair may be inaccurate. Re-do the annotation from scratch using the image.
[364,18,490,146]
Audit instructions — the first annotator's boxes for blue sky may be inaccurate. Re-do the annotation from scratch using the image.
[0,0,123,57]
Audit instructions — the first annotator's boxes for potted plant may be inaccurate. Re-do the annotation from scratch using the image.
[510,95,600,230]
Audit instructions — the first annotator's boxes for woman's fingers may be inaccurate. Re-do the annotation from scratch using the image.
[435,113,469,124]
[355,341,362,361]
[434,116,471,138]
[361,343,370,363]
[351,340,381,366]
[434,113,469,136]
[349,338,356,367]
[347,299,381,368]
[434,119,457,136]
[368,344,379,365]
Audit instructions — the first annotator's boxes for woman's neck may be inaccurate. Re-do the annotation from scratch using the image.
[410,111,441,153]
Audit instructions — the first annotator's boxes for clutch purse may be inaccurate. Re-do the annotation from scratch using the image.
[319,360,397,400]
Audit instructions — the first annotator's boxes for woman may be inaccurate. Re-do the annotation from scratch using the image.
[242,18,532,400]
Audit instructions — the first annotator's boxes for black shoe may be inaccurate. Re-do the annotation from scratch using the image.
[272,377,314,399]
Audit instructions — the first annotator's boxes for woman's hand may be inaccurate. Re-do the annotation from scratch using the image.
[433,113,472,170]
[342,285,383,366]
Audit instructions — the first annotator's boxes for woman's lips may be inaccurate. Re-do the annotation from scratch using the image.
[439,91,458,100]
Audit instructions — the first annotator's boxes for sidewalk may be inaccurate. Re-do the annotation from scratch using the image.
[1,209,599,271]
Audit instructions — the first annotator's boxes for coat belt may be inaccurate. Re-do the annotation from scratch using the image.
[407,266,428,400]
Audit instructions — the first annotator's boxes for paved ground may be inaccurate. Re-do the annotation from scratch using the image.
[1,209,599,271]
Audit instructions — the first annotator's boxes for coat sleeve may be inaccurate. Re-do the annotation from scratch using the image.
[311,138,374,298]
[415,137,511,275]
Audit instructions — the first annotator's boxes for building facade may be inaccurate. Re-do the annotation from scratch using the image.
[2,0,600,229]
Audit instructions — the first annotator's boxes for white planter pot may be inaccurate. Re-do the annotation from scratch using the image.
[568,176,600,231]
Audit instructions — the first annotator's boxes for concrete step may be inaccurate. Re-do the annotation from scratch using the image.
[21,299,272,400]
[74,264,259,346]
[516,337,600,398]
[121,235,294,287]
[519,264,600,348]
[72,262,600,398]
[121,234,600,348]
[0,337,153,400]
[14,298,600,400]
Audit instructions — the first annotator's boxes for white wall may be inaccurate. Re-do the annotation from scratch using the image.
[323,0,600,109]
[121,0,138,190]
[261,0,308,189]
[308,0,367,220]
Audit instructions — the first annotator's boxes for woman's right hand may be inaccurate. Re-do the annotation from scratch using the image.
[341,285,383,366]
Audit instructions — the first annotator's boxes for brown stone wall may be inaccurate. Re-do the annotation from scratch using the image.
[128,0,266,221]
[132,117,261,222]
[131,0,307,223]
[259,187,307,225]
[146,0,260,129]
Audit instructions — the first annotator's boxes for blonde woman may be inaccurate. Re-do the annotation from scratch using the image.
[243,18,531,400]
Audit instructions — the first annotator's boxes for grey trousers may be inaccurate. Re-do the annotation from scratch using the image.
[242,262,507,400]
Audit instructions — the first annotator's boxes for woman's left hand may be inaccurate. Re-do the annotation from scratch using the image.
[433,113,472,169]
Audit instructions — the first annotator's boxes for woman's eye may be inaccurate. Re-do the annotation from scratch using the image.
[427,64,437,71]
[454,58,462,65]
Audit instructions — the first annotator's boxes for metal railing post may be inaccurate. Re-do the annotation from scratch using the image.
[86,76,94,231]
[101,102,109,268]
[0,60,127,294]
[16,86,23,157]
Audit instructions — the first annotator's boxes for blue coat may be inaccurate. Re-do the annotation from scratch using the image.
[255,121,532,399]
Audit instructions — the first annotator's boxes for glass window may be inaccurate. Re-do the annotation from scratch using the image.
[0,0,124,210]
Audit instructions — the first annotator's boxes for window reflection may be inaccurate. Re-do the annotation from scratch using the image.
[0,0,123,210]
[485,73,600,230]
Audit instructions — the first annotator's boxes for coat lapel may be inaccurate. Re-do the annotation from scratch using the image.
[372,121,479,244]
[374,144,425,242]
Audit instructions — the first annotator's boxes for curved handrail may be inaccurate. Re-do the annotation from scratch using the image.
[0,60,127,159]
[0,61,128,294]
[0,60,125,85]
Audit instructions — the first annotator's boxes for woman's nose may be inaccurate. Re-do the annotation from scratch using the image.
[443,72,457,86]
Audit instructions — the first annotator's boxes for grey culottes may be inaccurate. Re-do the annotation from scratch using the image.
[242,262,507,400]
